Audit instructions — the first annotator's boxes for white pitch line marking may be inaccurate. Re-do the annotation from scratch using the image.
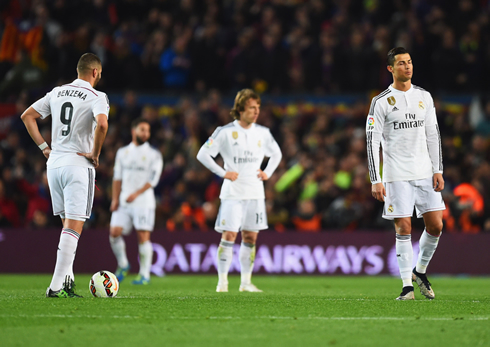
[0,314,487,321]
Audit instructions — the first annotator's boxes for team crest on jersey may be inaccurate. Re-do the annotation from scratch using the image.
[232,131,238,140]
[418,101,425,109]
[142,156,146,161]
[258,140,261,147]
[221,219,226,225]
[388,205,394,213]
[387,96,396,106]
[205,138,214,147]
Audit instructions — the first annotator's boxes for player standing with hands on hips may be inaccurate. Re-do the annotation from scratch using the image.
[21,53,109,298]
[197,89,282,292]
[109,118,163,285]
[366,47,445,300]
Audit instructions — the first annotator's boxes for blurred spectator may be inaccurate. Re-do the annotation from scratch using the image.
[0,50,45,98]
[0,179,21,227]
[292,199,321,232]
[159,35,192,90]
[453,181,485,233]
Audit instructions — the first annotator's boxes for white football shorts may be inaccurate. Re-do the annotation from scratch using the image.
[215,199,268,233]
[110,205,155,234]
[382,177,445,220]
[47,166,95,221]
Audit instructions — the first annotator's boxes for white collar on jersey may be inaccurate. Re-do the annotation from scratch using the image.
[72,78,94,89]
[233,119,256,131]
[389,84,414,94]
[129,141,149,148]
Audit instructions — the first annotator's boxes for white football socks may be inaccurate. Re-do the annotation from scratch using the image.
[217,240,234,285]
[239,242,256,285]
[138,241,153,279]
[395,233,413,287]
[49,228,80,291]
[416,229,441,274]
[109,235,129,269]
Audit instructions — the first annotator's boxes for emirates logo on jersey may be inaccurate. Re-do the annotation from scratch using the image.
[419,101,425,109]
[232,131,238,140]
[387,96,396,106]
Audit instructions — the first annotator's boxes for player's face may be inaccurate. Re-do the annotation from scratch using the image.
[388,53,413,82]
[133,122,151,145]
[239,98,260,125]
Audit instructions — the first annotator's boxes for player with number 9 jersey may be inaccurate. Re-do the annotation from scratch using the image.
[21,53,109,298]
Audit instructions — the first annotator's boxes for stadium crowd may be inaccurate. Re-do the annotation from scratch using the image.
[1,0,490,232]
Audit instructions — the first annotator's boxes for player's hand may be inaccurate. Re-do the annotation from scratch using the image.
[77,152,99,168]
[110,200,119,212]
[126,192,139,203]
[42,147,51,159]
[224,171,239,181]
[372,182,386,202]
[257,170,268,181]
[433,173,444,192]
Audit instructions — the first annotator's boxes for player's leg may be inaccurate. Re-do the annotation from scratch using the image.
[394,217,414,300]
[418,210,443,273]
[384,181,416,300]
[215,200,242,292]
[133,230,152,285]
[239,230,261,292]
[216,231,237,292]
[131,208,155,284]
[109,208,132,282]
[47,217,85,298]
[411,213,441,299]
[413,178,445,299]
[46,167,93,298]
[239,199,267,292]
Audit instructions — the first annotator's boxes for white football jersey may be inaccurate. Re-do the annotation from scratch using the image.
[31,79,110,169]
[113,142,163,208]
[197,120,282,200]
[366,84,443,183]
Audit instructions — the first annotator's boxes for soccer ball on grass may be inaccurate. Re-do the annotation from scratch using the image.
[89,270,119,298]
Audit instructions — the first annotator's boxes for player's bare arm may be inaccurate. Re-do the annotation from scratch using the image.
[224,171,239,181]
[110,179,122,212]
[257,170,268,181]
[433,173,444,192]
[126,182,152,202]
[371,182,386,202]
[20,106,51,159]
[77,113,108,168]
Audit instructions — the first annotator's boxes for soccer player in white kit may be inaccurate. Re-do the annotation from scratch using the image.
[197,89,282,292]
[366,47,445,300]
[21,53,109,298]
[109,118,163,285]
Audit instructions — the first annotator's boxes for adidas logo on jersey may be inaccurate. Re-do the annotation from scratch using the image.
[392,106,399,112]
[233,142,239,146]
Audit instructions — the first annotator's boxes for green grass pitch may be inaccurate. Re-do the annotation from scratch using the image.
[0,274,489,347]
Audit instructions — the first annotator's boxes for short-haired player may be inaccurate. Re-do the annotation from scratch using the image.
[21,53,110,297]
[109,118,163,285]
[367,47,444,300]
